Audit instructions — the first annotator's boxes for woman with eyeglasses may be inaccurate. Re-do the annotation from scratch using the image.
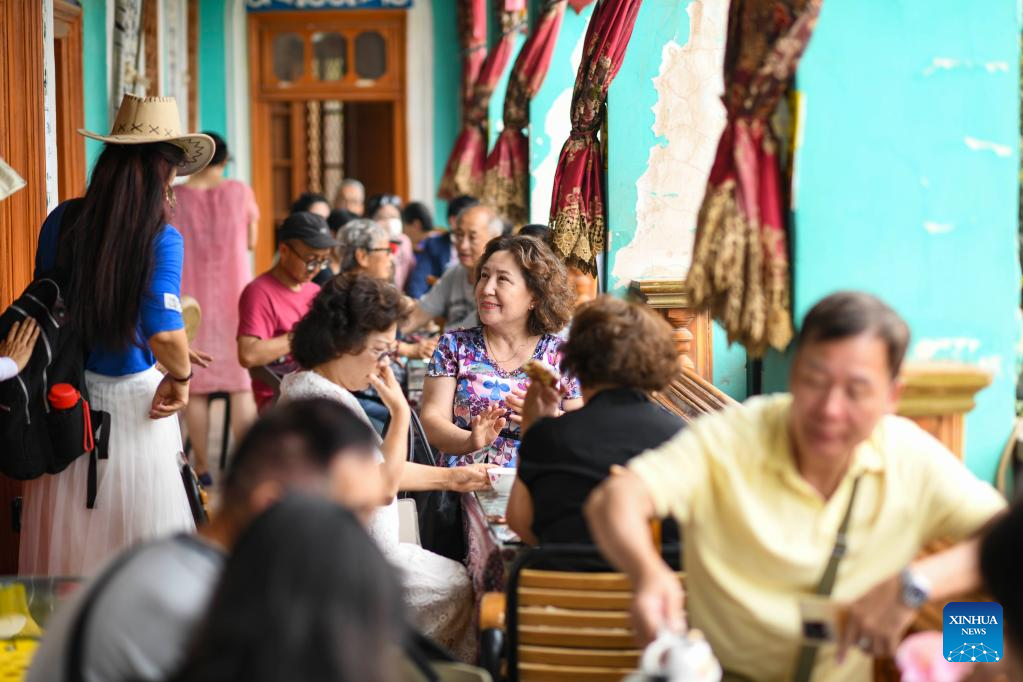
[279,274,485,661]
[236,212,338,412]
[366,193,416,292]
[336,219,435,361]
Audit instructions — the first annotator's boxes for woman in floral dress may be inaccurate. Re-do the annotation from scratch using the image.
[421,235,582,468]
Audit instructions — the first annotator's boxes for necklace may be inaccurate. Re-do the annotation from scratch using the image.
[483,328,535,365]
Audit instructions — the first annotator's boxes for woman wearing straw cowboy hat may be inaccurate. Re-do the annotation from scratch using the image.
[19,95,215,576]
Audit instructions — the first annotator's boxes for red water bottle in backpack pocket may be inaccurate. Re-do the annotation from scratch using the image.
[46,383,95,467]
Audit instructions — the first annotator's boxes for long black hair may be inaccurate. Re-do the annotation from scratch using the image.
[168,495,407,682]
[66,142,185,350]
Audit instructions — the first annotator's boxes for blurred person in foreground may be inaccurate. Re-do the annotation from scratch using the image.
[585,291,1006,682]
[27,398,382,682]
[167,495,405,682]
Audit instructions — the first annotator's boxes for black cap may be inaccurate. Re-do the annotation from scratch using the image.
[277,212,338,249]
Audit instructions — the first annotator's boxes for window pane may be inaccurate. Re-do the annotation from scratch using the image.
[312,32,347,81]
[354,31,387,81]
[272,32,304,84]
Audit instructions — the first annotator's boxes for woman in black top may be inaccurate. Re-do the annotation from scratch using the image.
[507,296,684,549]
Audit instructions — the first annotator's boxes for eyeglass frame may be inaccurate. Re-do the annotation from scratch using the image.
[365,242,399,256]
[284,241,332,273]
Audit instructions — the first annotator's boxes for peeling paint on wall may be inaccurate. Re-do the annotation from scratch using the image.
[912,337,982,361]
[923,221,954,234]
[922,57,1010,76]
[964,136,1013,157]
[610,0,727,288]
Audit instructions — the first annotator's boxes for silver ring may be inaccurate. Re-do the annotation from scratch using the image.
[857,637,872,651]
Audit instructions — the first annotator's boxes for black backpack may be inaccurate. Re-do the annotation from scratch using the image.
[0,200,110,508]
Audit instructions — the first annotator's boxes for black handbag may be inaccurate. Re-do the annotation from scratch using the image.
[400,411,466,563]
[178,452,209,525]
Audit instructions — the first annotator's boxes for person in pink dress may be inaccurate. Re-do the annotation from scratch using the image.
[173,132,259,483]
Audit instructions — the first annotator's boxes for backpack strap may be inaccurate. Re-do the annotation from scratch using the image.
[64,534,217,682]
[85,409,110,510]
[64,541,149,682]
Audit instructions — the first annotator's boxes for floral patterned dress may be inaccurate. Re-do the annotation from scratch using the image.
[427,327,581,468]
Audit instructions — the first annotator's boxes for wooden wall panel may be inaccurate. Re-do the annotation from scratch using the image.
[54,0,87,201]
[0,0,47,574]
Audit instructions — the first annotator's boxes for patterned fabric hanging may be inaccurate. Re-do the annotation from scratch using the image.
[438,1,525,200]
[483,0,566,226]
[688,0,825,357]
[547,0,642,275]
[111,0,144,117]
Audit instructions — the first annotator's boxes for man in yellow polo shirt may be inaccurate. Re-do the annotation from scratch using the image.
[585,292,1005,681]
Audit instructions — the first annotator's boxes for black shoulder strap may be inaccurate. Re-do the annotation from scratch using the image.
[65,541,149,682]
[791,475,863,682]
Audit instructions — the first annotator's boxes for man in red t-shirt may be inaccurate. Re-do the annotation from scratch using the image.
[237,212,337,411]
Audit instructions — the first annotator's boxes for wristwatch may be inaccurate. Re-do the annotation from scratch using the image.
[899,568,931,609]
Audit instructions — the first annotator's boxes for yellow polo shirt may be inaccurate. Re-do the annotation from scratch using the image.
[629,394,1005,682]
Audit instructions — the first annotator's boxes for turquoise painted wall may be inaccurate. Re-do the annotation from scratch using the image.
[788,0,1021,481]
[603,0,748,401]
[198,0,229,145]
[433,0,460,224]
[528,3,593,226]
[606,0,685,297]
[81,0,108,173]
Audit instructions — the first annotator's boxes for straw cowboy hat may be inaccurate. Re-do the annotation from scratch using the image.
[78,94,214,176]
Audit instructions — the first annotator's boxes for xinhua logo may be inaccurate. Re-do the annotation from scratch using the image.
[942,602,1003,663]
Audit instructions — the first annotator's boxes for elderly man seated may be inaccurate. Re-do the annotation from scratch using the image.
[585,291,1005,682]
[402,204,504,334]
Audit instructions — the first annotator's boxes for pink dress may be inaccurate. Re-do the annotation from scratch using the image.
[174,180,258,394]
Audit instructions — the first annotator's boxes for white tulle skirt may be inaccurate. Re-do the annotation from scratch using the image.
[18,367,195,576]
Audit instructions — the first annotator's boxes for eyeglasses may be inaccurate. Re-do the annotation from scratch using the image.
[366,243,399,256]
[375,348,398,364]
[287,244,332,273]
[300,256,331,273]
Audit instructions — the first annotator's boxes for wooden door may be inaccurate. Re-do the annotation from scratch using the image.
[54,0,86,201]
[248,10,407,273]
[0,0,47,574]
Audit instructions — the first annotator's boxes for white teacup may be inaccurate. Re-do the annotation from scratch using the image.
[486,467,516,495]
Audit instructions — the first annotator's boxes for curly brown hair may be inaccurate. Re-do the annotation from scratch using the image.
[475,235,574,336]
[291,273,413,368]
[560,296,680,391]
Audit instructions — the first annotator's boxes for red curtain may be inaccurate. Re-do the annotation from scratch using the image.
[688,0,824,357]
[459,0,488,117]
[547,0,642,276]
[483,0,566,227]
[438,4,525,200]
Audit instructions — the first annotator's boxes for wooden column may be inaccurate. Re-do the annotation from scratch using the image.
[629,278,736,422]
[629,278,713,382]
[896,361,993,460]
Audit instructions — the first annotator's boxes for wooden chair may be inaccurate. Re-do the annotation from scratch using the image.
[480,545,684,682]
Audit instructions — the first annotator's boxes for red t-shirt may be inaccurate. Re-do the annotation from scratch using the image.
[237,272,319,410]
